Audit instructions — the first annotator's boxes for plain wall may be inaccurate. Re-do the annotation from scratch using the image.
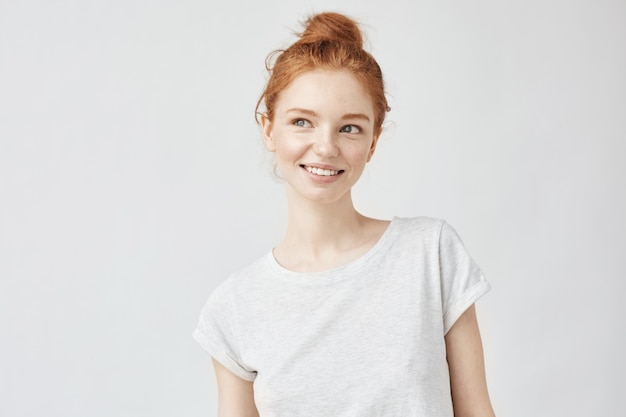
[1,0,624,416]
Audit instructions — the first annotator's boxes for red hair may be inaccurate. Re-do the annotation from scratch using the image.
[256,12,390,136]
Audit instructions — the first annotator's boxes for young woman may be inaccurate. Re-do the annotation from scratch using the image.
[194,12,495,417]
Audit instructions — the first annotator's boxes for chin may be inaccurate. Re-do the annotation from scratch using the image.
[299,189,352,205]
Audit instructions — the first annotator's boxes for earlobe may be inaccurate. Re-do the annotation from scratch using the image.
[261,114,276,152]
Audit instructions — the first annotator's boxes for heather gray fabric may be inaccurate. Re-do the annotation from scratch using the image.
[193,216,490,416]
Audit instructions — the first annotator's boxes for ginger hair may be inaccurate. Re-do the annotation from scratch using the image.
[256,12,390,137]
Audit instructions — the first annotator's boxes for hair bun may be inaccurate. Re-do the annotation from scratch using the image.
[257,11,388,136]
[298,12,363,48]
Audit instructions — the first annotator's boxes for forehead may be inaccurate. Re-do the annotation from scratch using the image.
[275,70,375,118]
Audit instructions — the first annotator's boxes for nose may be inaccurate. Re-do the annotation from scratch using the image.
[313,128,339,158]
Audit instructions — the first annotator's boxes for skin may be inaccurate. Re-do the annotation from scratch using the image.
[212,69,495,416]
[261,69,388,273]
[213,358,259,417]
[445,305,496,417]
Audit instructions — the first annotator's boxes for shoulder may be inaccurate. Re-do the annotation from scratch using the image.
[390,216,446,243]
[198,252,272,331]
[388,216,476,263]
[212,252,273,301]
[392,216,468,243]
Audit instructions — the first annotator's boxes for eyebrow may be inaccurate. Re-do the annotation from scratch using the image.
[286,108,371,122]
[286,108,317,117]
[341,113,370,122]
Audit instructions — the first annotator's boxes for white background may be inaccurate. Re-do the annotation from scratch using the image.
[1,0,624,416]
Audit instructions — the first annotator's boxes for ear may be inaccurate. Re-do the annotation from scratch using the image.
[261,114,276,152]
[366,134,379,162]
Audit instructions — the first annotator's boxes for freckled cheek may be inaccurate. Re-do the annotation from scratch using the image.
[344,148,372,166]
[274,141,307,163]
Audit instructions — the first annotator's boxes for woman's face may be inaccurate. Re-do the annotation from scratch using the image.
[262,69,378,205]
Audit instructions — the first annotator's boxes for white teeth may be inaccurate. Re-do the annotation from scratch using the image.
[305,166,339,176]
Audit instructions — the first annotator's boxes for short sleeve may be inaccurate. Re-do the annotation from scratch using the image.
[438,221,491,334]
[192,282,257,381]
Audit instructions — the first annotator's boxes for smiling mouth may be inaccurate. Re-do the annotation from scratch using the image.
[301,165,344,176]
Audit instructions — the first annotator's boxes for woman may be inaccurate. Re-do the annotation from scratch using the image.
[194,12,495,417]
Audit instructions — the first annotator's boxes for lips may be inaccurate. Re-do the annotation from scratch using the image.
[302,165,344,176]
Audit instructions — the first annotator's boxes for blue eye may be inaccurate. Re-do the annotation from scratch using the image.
[340,125,361,134]
[293,119,311,127]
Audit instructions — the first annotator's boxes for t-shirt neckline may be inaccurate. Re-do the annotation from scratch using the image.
[265,216,399,283]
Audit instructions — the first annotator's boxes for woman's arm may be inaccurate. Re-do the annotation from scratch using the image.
[212,358,259,417]
[445,304,496,417]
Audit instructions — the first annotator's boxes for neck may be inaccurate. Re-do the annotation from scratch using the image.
[281,188,365,254]
[272,186,390,273]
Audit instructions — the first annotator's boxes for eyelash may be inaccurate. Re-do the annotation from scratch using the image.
[292,119,361,134]
[293,118,311,128]
[340,125,361,134]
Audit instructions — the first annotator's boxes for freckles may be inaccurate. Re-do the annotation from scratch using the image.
[275,140,306,161]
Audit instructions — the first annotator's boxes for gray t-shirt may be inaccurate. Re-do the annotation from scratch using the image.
[193,216,490,416]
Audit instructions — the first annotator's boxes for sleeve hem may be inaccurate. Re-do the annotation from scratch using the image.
[192,328,257,382]
[443,279,491,335]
